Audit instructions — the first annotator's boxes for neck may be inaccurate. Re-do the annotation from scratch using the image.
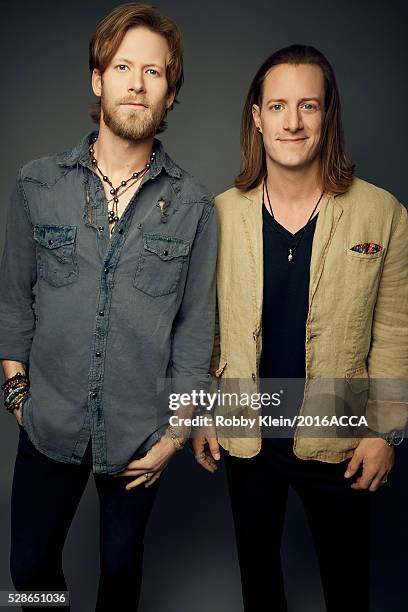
[265,158,322,205]
[93,121,154,180]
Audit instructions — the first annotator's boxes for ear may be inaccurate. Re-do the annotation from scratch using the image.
[252,103,262,133]
[91,69,102,97]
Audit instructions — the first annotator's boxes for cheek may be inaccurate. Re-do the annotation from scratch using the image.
[307,116,323,138]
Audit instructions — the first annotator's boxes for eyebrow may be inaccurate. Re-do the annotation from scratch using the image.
[265,97,321,105]
[113,56,165,69]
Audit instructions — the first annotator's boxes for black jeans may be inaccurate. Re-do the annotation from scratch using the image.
[10,425,159,611]
[224,438,371,612]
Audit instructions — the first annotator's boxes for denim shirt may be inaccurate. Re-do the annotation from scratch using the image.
[0,131,217,474]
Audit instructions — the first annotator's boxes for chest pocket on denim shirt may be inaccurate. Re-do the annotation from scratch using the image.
[133,233,190,297]
[33,224,79,288]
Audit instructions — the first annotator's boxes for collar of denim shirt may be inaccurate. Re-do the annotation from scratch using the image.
[56,130,182,180]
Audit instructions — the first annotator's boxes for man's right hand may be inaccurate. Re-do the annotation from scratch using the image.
[192,429,221,473]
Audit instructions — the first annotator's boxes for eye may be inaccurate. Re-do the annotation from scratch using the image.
[146,68,159,76]
[116,64,129,72]
[301,102,317,111]
[270,104,284,111]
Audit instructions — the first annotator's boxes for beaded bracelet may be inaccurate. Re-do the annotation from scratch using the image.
[1,372,30,414]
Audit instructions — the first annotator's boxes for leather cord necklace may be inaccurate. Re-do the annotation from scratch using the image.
[89,135,155,228]
[263,178,324,262]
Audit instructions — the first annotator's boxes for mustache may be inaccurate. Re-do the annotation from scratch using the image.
[118,97,150,107]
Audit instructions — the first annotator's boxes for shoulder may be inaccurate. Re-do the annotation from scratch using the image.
[344,177,404,215]
[19,150,70,188]
[214,186,249,214]
[174,166,214,206]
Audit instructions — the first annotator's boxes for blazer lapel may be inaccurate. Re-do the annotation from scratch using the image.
[241,184,264,333]
[309,194,343,305]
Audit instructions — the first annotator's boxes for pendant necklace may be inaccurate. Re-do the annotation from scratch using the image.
[263,178,324,262]
[89,136,155,231]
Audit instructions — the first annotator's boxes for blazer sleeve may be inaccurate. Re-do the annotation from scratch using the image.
[366,201,408,433]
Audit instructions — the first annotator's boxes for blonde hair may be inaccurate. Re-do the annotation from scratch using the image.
[89,3,184,132]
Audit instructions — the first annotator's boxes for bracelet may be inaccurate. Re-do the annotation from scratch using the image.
[5,390,30,414]
[2,372,30,413]
[1,371,29,392]
[167,425,185,451]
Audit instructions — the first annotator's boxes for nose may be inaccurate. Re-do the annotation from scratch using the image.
[128,68,145,94]
[283,106,303,132]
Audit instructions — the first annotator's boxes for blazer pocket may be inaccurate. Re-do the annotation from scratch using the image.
[346,247,383,261]
[33,224,79,287]
[133,233,190,297]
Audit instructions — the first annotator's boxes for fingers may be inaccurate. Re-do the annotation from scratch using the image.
[351,469,390,492]
[194,448,218,473]
[192,437,205,454]
[13,408,22,425]
[144,470,162,488]
[344,453,363,479]
[125,470,161,490]
[197,457,217,473]
[207,437,221,461]
[368,472,388,492]
[113,468,151,478]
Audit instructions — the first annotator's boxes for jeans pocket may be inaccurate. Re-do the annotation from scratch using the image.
[33,224,79,287]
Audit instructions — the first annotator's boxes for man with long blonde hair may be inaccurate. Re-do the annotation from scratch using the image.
[194,45,407,611]
[0,4,216,610]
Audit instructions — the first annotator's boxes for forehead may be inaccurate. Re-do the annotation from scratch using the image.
[112,26,170,65]
[262,63,325,100]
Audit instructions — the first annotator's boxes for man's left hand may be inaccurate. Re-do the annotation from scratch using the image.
[113,436,176,490]
[344,437,395,491]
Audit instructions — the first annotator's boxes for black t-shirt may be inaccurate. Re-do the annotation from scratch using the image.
[260,201,318,444]
[260,202,318,378]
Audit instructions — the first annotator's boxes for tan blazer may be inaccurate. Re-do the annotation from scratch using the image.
[211,177,408,462]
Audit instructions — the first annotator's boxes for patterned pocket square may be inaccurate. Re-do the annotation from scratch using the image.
[350,242,383,254]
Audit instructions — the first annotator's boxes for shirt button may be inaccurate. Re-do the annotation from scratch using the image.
[253,331,257,341]
[104,267,109,274]
[162,250,169,256]
[48,239,54,246]
[91,391,98,398]
[95,351,101,357]
[99,311,104,316]
[252,373,256,382]
[118,228,124,234]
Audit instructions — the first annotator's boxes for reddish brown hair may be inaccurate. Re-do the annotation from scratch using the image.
[89,3,184,132]
[235,44,354,194]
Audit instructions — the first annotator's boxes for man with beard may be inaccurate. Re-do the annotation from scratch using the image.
[0,4,216,610]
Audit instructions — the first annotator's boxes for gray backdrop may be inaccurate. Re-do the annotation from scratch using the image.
[1,1,407,610]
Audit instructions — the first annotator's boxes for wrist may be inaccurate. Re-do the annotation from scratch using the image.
[165,425,186,451]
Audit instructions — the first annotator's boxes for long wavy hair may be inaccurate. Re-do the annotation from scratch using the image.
[235,45,354,194]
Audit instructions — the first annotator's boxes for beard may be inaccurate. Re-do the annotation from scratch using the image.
[101,91,167,142]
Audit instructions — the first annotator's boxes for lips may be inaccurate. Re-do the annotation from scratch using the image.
[278,138,307,142]
[121,102,147,108]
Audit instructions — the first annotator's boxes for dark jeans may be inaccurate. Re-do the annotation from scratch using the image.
[10,425,159,611]
[224,438,371,612]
